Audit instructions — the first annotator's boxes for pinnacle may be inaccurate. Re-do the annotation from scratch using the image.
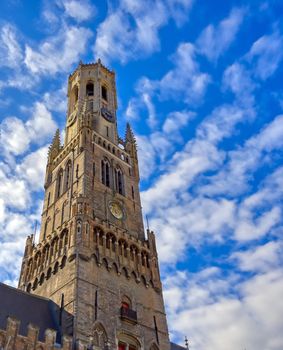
[125,122,136,144]
[49,129,60,152]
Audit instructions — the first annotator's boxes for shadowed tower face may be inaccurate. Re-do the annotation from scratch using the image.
[18,61,171,350]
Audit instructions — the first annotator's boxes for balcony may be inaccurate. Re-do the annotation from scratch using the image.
[120,306,137,324]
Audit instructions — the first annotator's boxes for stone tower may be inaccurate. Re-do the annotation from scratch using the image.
[18,61,170,350]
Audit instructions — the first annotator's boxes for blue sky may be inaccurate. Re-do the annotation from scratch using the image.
[0,0,283,349]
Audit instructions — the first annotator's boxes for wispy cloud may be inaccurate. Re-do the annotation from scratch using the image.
[59,0,96,22]
[246,29,283,80]
[94,0,194,64]
[0,24,23,69]
[0,102,57,158]
[164,268,283,350]
[197,7,245,61]
[24,25,92,75]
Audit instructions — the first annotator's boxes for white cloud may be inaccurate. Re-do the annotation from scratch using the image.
[26,102,57,142]
[0,117,30,156]
[197,7,245,61]
[132,109,195,179]
[94,0,194,64]
[0,24,23,68]
[200,114,283,197]
[235,206,281,241]
[43,85,67,113]
[60,0,96,22]
[164,268,283,350]
[152,197,235,263]
[136,135,157,180]
[0,165,30,210]
[166,0,194,27]
[246,30,283,80]
[157,42,210,104]
[24,25,92,75]
[222,62,255,106]
[94,1,167,64]
[163,110,195,136]
[16,146,48,191]
[0,102,57,157]
[231,241,283,272]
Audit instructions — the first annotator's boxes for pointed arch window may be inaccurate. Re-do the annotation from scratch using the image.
[65,161,72,190]
[86,82,94,96]
[101,159,110,187]
[115,168,124,195]
[70,85,78,113]
[56,169,64,198]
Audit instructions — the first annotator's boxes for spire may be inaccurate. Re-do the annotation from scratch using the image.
[125,123,136,144]
[50,129,60,150]
[48,129,61,161]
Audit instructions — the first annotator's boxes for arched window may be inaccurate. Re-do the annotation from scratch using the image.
[39,273,45,285]
[43,220,48,240]
[77,220,82,235]
[70,85,78,113]
[101,85,107,101]
[46,267,52,280]
[27,283,32,293]
[65,161,72,190]
[92,323,108,348]
[56,169,63,198]
[86,82,94,96]
[53,262,59,274]
[73,85,78,103]
[114,168,124,195]
[101,159,110,187]
[117,333,140,350]
[33,278,38,290]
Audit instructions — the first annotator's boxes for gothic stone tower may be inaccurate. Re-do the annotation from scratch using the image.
[18,61,171,350]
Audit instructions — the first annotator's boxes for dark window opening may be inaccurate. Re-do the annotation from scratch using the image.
[86,82,94,96]
[66,162,72,189]
[74,86,78,103]
[131,186,134,199]
[102,86,107,101]
[57,170,63,198]
[106,163,110,187]
[118,343,126,350]
[101,160,110,188]
[114,169,124,195]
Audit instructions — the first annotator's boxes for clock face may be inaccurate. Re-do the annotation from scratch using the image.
[109,201,124,220]
[101,107,115,123]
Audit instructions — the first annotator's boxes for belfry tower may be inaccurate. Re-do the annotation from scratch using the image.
[18,61,171,350]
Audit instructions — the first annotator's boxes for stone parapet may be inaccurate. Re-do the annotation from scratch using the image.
[0,317,72,350]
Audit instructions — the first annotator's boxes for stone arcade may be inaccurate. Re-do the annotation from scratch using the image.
[0,61,185,350]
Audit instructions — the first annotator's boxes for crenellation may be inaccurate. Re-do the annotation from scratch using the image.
[0,317,72,350]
